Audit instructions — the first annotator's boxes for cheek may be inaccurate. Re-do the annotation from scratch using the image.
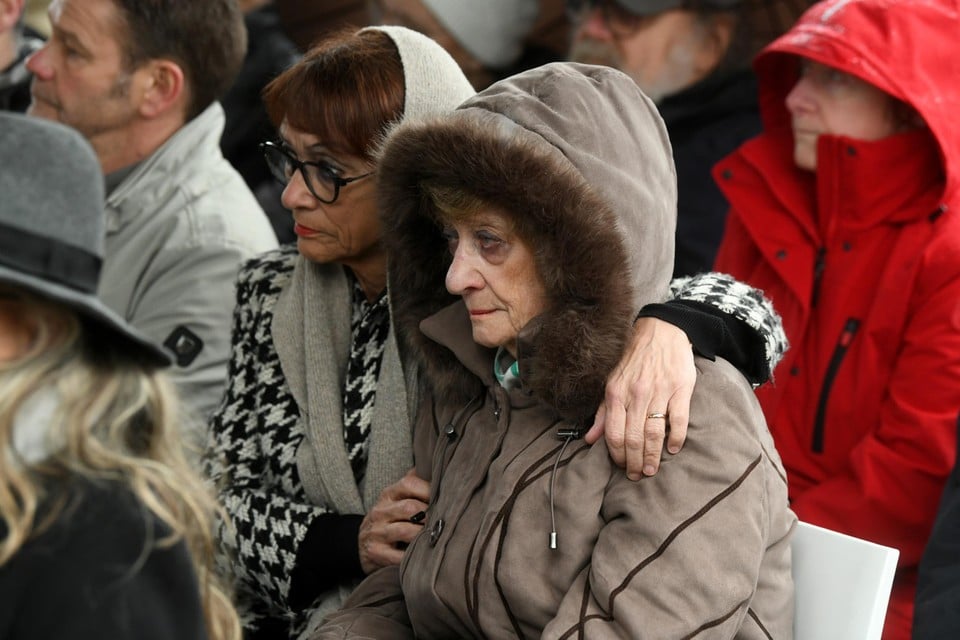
[0,308,36,362]
[506,269,548,326]
[349,208,383,249]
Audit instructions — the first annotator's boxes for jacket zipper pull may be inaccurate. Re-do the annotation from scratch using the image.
[811,247,827,307]
[549,428,583,550]
[811,318,860,453]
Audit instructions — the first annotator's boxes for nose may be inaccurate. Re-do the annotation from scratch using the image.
[785,75,815,117]
[573,6,613,42]
[25,43,53,80]
[280,167,315,211]
[445,245,483,296]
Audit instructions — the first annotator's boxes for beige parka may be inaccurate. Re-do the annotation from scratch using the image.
[316,62,795,639]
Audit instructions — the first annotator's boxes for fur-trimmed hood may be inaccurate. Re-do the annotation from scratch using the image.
[379,62,676,423]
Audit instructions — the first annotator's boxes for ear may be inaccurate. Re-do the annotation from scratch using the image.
[694,13,736,77]
[135,59,186,120]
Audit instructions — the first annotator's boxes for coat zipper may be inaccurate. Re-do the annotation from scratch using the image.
[811,318,860,453]
[811,247,827,307]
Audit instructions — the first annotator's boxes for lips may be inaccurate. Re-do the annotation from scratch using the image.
[293,222,321,237]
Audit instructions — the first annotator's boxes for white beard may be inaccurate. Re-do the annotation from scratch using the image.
[569,36,701,104]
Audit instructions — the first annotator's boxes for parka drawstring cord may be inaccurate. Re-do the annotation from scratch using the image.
[550,428,582,550]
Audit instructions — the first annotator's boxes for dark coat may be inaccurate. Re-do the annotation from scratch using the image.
[913,416,960,640]
[0,478,206,640]
[661,69,761,278]
[220,6,300,244]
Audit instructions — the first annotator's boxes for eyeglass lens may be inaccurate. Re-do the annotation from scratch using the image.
[264,144,338,203]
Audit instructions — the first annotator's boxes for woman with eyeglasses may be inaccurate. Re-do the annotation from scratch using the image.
[205,25,787,639]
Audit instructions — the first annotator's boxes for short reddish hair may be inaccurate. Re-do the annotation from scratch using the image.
[263,28,405,160]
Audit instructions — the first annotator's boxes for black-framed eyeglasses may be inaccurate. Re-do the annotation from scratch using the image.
[566,0,650,38]
[260,140,373,204]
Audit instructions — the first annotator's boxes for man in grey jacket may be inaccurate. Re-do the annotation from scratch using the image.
[25,0,278,437]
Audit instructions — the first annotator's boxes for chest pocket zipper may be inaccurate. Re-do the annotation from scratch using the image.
[812,318,860,453]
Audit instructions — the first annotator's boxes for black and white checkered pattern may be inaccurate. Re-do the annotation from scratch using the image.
[670,272,789,373]
[204,246,327,635]
[341,282,391,484]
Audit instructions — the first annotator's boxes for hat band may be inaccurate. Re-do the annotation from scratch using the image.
[0,220,101,294]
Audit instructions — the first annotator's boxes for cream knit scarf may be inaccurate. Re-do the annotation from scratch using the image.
[272,256,413,515]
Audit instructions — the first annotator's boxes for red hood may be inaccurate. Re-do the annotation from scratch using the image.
[753,0,960,203]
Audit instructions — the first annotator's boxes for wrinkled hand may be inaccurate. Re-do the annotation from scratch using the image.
[586,317,696,480]
[359,469,430,574]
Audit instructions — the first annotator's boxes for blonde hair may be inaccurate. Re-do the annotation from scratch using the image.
[0,288,240,640]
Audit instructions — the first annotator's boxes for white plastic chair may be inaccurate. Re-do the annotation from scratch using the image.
[791,521,899,640]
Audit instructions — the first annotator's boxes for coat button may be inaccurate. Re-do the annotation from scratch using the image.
[721,168,733,180]
[429,518,445,546]
[775,249,788,260]
[444,423,456,441]
[790,366,800,376]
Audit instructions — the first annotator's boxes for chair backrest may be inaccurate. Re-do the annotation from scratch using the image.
[791,521,899,640]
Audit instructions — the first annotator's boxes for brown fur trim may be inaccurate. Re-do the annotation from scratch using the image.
[380,110,634,423]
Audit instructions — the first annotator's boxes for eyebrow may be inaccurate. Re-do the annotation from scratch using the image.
[52,25,92,57]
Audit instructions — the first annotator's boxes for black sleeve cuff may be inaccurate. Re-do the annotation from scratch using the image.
[288,513,365,611]
[638,299,769,385]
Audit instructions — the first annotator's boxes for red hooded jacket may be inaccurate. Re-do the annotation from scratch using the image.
[713,1,960,638]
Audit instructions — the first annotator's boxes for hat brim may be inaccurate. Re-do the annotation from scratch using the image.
[0,265,171,368]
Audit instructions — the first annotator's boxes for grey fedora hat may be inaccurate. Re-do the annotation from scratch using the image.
[0,112,170,367]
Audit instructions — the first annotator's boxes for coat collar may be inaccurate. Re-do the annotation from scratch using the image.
[721,127,944,244]
[104,103,226,232]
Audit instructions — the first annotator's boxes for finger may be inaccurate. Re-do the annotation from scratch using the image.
[665,384,693,454]
[365,542,405,571]
[623,379,656,480]
[388,522,426,546]
[382,498,431,525]
[584,404,606,444]
[641,406,668,477]
[602,384,628,468]
[402,475,431,503]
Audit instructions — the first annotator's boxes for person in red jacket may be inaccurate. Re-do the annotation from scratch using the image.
[712,1,960,638]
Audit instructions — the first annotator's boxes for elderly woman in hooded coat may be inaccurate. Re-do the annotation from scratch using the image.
[314,61,795,639]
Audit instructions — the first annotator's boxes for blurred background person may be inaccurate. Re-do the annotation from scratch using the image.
[20,0,47,36]
[914,416,960,639]
[0,111,239,640]
[0,0,42,111]
[25,0,278,433]
[568,0,814,278]
[712,1,960,637]
[274,0,368,52]
[370,0,570,89]
[222,0,301,243]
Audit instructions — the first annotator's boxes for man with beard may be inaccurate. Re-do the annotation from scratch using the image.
[25,0,277,437]
[568,0,809,277]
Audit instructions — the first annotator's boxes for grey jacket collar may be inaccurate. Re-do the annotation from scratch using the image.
[105,103,226,232]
